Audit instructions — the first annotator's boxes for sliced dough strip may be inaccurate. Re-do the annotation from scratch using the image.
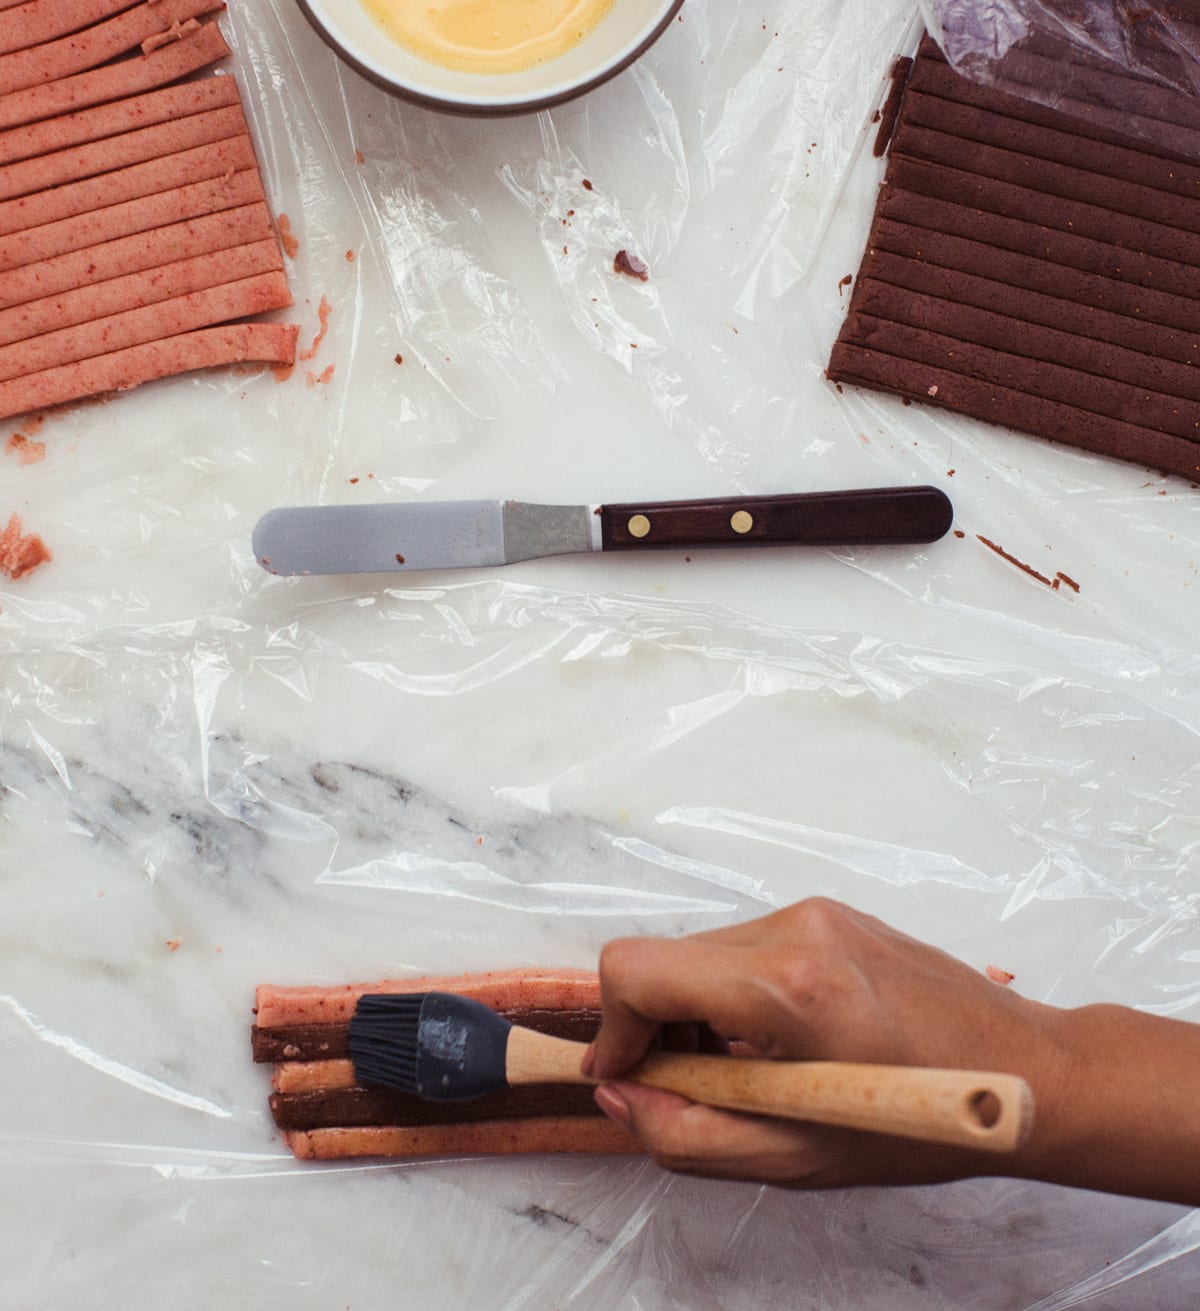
[285,1118,639,1160]
[0,103,247,202]
[0,202,274,309]
[0,168,265,274]
[0,321,299,421]
[0,0,144,59]
[0,237,282,348]
[0,20,229,131]
[0,0,225,96]
[0,270,292,382]
[0,77,240,169]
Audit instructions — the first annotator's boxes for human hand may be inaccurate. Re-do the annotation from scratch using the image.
[584,898,1168,1194]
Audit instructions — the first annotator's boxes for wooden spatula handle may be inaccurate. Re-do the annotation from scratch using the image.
[631,1051,1033,1153]
[505,1029,1032,1153]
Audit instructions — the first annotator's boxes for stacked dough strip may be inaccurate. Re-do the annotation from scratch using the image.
[0,1,296,423]
[252,969,639,1160]
[828,32,1200,483]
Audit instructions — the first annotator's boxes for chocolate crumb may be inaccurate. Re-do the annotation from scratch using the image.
[582,178,593,191]
[394,354,403,365]
[614,249,649,281]
[395,554,405,565]
[838,274,853,295]
[953,529,965,538]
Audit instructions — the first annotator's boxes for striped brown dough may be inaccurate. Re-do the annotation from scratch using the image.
[856,250,1200,370]
[906,54,1200,165]
[0,237,282,347]
[285,1119,639,1160]
[891,120,1200,236]
[0,103,247,203]
[0,202,274,310]
[0,0,144,58]
[868,218,1200,336]
[0,19,229,131]
[899,90,1200,203]
[0,0,225,96]
[0,271,292,382]
[271,1085,604,1132]
[850,280,1200,407]
[0,322,299,421]
[886,154,1200,270]
[841,312,1200,443]
[827,343,1200,482]
[0,134,255,238]
[875,188,1200,305]
[0,77,240,169]
[0,169,265,273]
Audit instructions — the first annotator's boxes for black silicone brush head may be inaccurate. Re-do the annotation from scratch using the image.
[349,991,513,1102]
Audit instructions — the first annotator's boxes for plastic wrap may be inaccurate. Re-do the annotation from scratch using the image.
[2,0,1199,1306]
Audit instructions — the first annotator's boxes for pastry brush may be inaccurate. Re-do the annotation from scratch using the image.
[348,991,1034,1152]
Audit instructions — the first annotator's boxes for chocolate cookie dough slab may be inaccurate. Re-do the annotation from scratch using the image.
[828,28,1200,481]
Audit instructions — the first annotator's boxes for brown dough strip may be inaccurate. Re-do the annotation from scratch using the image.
[886,153,1200,271]
[840,311,1200,444]
[900,90,1200,203]
[850,279,1200,408]
[906,53,1200,165]
[255,968,602,1029]
[868,218,1200,336]
[0,19,229,132]
[0,237,281,347]
[827,343,1200,481]
[891,120,1200,236]
[856,249,1200,370]
[0,321,299,421]
[0,134,255,238]
[0,0,144,59]
[271,1084,603,1131]
[0,0,224,96]
[0,103,247,203]
[0,77,240,169]
[875,187,1200,305]
[286,1118,639,1160]
[0,270,291,382]
[0,203,273,310]
[0,168,265,273]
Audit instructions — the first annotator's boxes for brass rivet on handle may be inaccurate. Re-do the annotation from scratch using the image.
[731,510,754,534]
[628,514,651,538]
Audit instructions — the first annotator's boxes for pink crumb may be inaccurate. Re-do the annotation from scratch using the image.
[276,214,300,259]
[6,433,46,464]
[166,939,181,952]
[304,364,335,386]
[345,250,355,262]
[298,295,332,362]
[986,964,1015,986]
[0,513,52,580]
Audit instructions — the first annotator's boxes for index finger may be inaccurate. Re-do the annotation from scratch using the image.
[584,935,782,1080]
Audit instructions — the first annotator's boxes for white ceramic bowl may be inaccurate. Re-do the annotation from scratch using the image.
[296,0,685,115]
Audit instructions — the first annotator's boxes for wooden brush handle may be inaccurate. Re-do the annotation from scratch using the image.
[506,1029,1033,1154]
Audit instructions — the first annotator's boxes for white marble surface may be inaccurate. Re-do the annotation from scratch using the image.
[2,1,1199,1306]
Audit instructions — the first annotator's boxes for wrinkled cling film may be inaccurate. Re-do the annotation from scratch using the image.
[1,0,1198,1306]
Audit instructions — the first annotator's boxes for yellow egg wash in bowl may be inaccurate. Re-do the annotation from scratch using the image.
[296,0,684,114]
[359,0,617,74]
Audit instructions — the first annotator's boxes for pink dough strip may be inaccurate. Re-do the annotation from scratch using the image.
[0,321,299,420]
[254,968,602,1028]
[0,77,240,168]
[0,270,291,382]
[285,1118,640,1161]
[274,1060,355,1094]
[0,20,229,131]
[0,103,246,202]
[0,0,144,58]
[0,133,254,237]
[0,0,225,95]
[0,237,282,347]
[0,202,273,309]
[0,168,265,273]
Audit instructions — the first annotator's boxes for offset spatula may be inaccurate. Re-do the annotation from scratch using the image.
[252,485,953,576]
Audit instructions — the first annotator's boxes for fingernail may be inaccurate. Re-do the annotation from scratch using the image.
[580,1041,596,1079]
[594,1084,631,1130]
